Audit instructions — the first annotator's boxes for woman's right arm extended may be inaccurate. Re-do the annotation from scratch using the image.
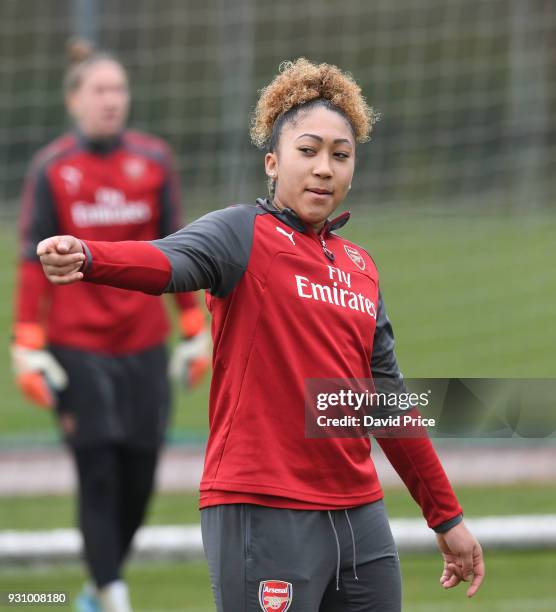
[37,236,171,293]
[37,205,259,297]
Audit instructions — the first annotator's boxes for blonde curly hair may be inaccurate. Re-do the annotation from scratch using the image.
[250,58,377,151]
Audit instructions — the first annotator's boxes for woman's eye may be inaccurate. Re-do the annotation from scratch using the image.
[299,147,315,155]
[335,152,350,160]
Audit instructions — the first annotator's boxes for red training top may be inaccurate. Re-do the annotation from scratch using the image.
[15,130,195,354]
[77,200,462,530]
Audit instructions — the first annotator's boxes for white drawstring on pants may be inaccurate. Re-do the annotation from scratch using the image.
[327,509,359,591]
[344,509,359,582]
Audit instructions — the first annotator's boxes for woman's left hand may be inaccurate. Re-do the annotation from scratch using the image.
[436,521,485,597]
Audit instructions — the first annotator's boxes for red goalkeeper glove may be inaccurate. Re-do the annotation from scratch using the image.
[169,307,210,389]
[10,323,68,409]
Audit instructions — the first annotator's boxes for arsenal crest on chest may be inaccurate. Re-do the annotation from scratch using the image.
[344,245,366,271]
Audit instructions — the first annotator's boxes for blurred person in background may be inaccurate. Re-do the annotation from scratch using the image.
[35,58,484,612]
[10,39,210,612]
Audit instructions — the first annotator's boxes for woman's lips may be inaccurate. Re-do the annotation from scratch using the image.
[306,188,333,196]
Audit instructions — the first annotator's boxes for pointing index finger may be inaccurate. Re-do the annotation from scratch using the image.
[37,237,56,256]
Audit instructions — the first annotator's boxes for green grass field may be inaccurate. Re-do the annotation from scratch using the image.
[1,209,555,610]
[2,484,555,531]
[1,552,554,612]
[1,485,555,611]
[2,208,555,440]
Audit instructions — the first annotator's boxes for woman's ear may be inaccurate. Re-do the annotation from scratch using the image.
[265,152,277,179]
[65,92,77,119]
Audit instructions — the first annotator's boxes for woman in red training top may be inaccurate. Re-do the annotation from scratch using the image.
[37,58,484,612]
[11,40,209,612]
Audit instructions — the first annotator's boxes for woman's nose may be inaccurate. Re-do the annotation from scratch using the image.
[313,155,332,178]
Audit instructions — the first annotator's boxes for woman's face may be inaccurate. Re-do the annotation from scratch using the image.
[66,60,130,140]
[265,106,355,230]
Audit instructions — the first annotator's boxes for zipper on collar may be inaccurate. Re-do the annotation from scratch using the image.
[317,219,340,262]
[318,233,335,262]
[257,197,342,261]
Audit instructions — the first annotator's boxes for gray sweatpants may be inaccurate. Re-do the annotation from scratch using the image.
[201,500,402,612]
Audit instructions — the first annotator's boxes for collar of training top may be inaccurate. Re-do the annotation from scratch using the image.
[256,198,351,237]
[75,129,124,155]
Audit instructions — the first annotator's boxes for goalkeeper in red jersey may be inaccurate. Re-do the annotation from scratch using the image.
[36,58,485,611]
[11,40,209,612]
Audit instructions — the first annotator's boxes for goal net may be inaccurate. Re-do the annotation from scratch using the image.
[1,0,554,218]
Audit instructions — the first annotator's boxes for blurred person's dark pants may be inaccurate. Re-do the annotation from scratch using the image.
[74,444,159,587]
[50,343,170,588]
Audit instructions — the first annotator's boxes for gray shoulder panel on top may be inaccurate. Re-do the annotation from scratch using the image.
[150,204,261,298]
[371,291,406,394]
